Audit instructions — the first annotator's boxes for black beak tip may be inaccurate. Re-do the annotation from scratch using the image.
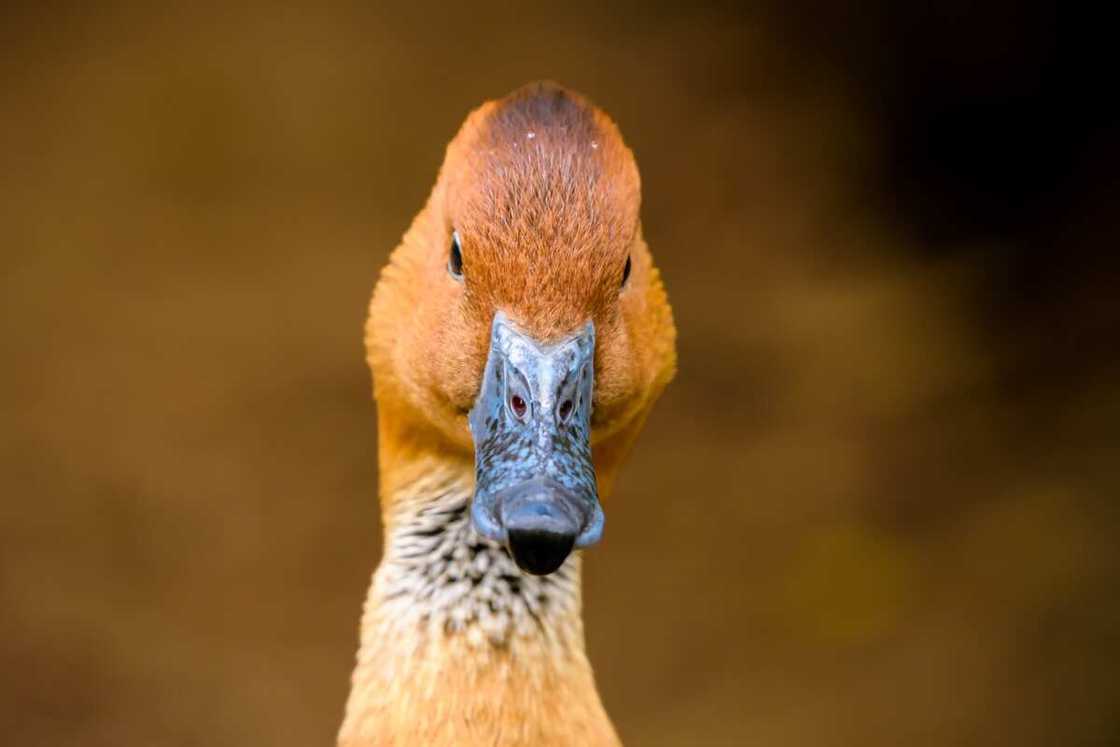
[508,526,577,577]
[506,524,577,575]
[498,489,582,575]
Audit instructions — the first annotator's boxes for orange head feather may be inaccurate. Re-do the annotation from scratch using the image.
[367,82,676,496]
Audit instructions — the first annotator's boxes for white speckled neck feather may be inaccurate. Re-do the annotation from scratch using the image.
[374,472,581,649]
[338,467,618,747]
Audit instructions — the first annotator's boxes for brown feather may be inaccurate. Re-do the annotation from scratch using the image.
[342,82,676,746]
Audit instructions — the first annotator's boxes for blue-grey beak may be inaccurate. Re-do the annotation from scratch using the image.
[468,311,602,575]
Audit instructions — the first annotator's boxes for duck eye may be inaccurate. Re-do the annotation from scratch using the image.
[620,255,631,288]
[448,231,464,280]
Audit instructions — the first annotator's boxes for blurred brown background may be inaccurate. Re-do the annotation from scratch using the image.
[2,2,1117,745]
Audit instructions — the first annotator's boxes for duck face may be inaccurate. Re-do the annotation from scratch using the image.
[371,85,676,575]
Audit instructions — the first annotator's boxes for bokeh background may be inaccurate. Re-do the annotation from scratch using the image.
[3,2,1117,745]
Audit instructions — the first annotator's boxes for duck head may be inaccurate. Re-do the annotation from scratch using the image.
[366,82,676,575]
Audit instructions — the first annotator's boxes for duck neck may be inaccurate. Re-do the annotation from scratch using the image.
[339,453,619,747]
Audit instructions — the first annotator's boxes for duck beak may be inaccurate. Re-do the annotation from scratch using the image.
[468,311,602,575]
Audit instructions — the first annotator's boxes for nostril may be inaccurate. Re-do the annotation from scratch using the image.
[510,394,527,419]
[558,399,573,421]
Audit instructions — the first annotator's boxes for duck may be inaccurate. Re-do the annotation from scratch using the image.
[338,82,677,747]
